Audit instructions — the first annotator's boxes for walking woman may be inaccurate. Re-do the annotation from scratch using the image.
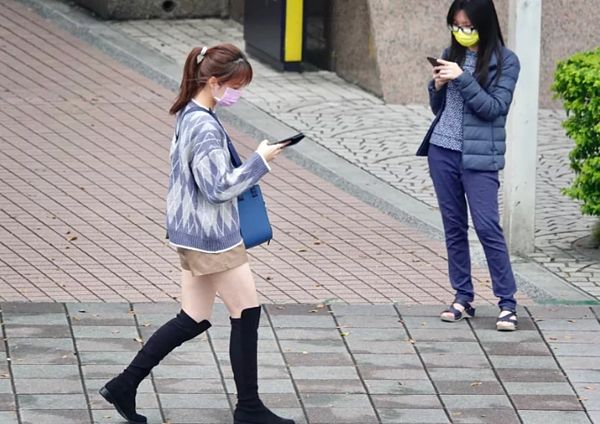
[417,0,521,331]
[100,44,294,424]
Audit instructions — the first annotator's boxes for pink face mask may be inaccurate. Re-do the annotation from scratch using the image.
[214,86,242,107]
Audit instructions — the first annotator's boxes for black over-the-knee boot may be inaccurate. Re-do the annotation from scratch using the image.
[230,306,295,424]
[100,310,211,424]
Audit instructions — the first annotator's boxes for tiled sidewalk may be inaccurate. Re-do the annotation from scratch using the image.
[110,17,600,299]
[0,303,598,424]
[0,0,529,306]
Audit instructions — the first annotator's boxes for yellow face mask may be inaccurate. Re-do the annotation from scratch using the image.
[453,30,479,47]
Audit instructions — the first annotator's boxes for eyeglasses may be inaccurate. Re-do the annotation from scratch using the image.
[449,25,478,35]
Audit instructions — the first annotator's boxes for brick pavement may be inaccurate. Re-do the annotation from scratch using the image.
[0,302,596,424]
[0,0,532,306]
[110,18,600,298]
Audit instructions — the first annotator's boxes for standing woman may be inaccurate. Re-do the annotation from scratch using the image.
[416,0,521,331]
[100,44,294,424]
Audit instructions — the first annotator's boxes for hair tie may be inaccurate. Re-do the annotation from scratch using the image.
[197,47,208,64]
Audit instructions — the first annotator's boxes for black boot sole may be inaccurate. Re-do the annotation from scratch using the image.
[99,386,147,424]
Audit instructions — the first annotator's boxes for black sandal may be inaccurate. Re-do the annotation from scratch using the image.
[496,310,518,331]
[440,298,476,322]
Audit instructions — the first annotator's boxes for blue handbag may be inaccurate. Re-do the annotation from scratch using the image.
[179,106,273,249]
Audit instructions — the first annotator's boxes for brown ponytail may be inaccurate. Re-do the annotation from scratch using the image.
[169,43,253,115]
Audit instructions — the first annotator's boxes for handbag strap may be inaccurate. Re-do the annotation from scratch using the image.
[176,104,243,168]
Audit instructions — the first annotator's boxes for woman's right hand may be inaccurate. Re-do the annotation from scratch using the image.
[433,67,450,91]
[256,140,286,162]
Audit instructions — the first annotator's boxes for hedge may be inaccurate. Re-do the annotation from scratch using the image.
[552,47,600,216]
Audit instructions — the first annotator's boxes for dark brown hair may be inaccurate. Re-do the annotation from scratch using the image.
[447,0,504,87]
[169,43,253,115]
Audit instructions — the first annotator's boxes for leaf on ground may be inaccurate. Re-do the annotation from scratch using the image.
[302,351,308,355]
[277,306,285,310]
[340,332,350,337]
[134,338,143,343]
[315,284,323,287]
[72,316,81,321]
[67,237,78,242]
[317,303,325,308]
[336,326,348,329]
[130,310,137,316]
[564,335,574,339]
[586,386,597,390]
[1,374,9,378]
[62,355,68,359]
[579,397,588,401]
[569,320,577,323]
[470,382,483,386]
[143,323,151,327]
[397,381,403,385]
[296,248,307,253]
[548,337,557,340]
[112,330,120,334]
[308,310,319,314]
[284,348,291,352]
[314,240,322,245]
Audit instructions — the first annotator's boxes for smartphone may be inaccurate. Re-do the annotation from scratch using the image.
[427,56,441,67]
[268,133,305,147]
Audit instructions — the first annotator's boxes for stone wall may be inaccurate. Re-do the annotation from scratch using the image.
[330,0,382,97]
[364,0,600,108]
[230,0,244,23]
[73,0,228,20]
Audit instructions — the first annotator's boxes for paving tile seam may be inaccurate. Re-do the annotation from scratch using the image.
[0,215,91,303]
[465,315,525,423]
[263,306,310,423]
[206,320,236,416]
[328,305,383,424]
[0,307,21,423]
[132,303,169,424]
[0,194,141,303]
[394,304,455,424]
[261,191,452,303]
[0,116,175,291]
[61,304,97,423]
[0,153,159,301]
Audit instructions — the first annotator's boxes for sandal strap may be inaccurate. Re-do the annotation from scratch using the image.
[453,298,476,316]
[497,311,518,323]
[444,305,463,320]
[444,299,476,319]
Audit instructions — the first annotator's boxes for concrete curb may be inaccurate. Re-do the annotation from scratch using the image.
[18,0,599,305]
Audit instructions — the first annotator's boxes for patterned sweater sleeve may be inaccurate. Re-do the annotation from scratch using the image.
[190,120,270,205]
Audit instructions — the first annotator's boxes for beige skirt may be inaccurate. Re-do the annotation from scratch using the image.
[177,243,248,276]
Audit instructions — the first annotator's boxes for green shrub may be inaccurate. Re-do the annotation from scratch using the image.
[552,47,600,216]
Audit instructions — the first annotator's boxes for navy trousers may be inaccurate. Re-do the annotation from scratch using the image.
[428,144,517,311]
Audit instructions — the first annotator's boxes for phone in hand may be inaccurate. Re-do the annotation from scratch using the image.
[427,56,441,67]
[268,133,305,147]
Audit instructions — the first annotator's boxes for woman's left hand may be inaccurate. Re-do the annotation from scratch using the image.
[436,59,463,81]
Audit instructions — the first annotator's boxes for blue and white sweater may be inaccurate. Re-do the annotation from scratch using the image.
[429,50,477,152]
[166,102,270,253]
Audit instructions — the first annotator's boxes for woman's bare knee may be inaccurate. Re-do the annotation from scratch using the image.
[181,270,217,322]
[209,263,259,318]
